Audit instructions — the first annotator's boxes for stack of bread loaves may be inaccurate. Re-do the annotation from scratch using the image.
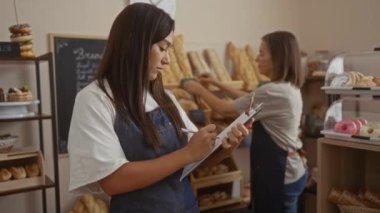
[8,24,36,58]
[70,194,108,213]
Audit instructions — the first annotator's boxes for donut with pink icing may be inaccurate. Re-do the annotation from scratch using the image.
[351,119,362,135]
[356,118,368,125]
[334,120,358,135]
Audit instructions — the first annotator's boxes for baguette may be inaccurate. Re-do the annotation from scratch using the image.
[168,47,184,81]
[246,44,270,82]
[173,35,193,78]
[204,49,232,82]
[188,51,204,76]
[161,65,177,85]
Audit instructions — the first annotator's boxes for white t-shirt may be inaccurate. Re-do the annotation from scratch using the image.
[68,81,197,193]
[233,82,306,184]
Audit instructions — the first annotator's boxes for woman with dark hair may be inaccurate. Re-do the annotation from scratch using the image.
[68,3,250,212]
[182,31,307,213]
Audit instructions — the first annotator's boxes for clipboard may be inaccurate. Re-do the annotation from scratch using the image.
[180,102,263,181]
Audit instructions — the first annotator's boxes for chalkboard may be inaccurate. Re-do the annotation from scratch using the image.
[50,34,107,153]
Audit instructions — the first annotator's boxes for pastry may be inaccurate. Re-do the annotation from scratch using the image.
[19,41,33,51]
[25,163,40,177]
[0,168,12,182]
[328,188,343,204]
[9,24,32,34]
[8,23,36,58]
[360,122,380,137]
[10,33,32,43]
[199,194,214,206]
[20,50,36,58]
[9,166,27,179]
[334,120,358,135]
[373,76,380,86]
[7,86,33,102]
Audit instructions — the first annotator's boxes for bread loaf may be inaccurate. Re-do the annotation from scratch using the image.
[171,88,193,100]
[246,44,270,82]
[204,49,231,82]
[70,194,108,213]
[178,99,198,113]
[168,47,184,81]
[25,163,40,177]
[173,35,193,78]
[0,168,12,182]
[227,42,258,90]
[10,166,26,179]
[161,65,177,85]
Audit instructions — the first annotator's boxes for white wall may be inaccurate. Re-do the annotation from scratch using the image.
[299,0,380,54]
[1,0,378,212]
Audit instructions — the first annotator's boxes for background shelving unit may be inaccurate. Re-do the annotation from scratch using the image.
[0,53,60,213]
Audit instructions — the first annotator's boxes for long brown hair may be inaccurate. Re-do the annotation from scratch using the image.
[262,31,305,88]
[96,3,185,152]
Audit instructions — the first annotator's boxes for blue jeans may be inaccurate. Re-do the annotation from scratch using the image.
[283,170,308,213]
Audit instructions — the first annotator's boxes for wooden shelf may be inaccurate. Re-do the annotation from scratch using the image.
[317,137,380,213]
[202,202,249,213]
[0,175,55,196]
[0,113,52,122]
[0,53,52,63]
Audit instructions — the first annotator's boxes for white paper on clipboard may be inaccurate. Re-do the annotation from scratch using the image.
[180,103,263,181]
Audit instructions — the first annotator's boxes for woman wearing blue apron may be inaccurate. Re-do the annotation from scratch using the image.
[182,31,308,213]
[67,3,250,213]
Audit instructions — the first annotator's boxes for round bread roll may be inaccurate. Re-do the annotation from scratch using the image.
[20,50,36,58]
[9,24,32,34]
[0,168,12,182]
[10,33,33,43]
[20,42,33,51]
[10,166,27,179]
[199,194,214,206]
[25,163,40,177]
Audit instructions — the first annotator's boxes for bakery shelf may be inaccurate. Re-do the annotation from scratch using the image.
[321,130,380,146]
[317,138,380,213]
[322,86,380,95]
[0,175,55,196]
[0,52,60,212]
[0,113,52,122]
[0,53,51,63]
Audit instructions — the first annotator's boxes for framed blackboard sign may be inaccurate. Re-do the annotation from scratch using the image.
[49,34,107,153]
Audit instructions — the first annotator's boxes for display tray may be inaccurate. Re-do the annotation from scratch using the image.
[0,100,39,119]
[321,129,380,145]
[322,86,380,95]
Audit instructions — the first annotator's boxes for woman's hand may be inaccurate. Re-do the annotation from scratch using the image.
[185,124,217,162]
[221,122,251,150]
[181,79,205,95]
[197,73,217,85]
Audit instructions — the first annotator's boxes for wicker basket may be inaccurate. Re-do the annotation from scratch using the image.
[338,205,380,213]
[0,135,17,153]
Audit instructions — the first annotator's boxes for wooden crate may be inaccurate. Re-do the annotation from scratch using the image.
[190,157,243,211]
[0,147,45,193]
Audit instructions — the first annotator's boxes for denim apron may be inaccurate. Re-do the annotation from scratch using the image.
[110,108,199,213]
[250,121,287,213]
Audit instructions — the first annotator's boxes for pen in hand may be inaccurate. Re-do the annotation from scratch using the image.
[180,128,221,141]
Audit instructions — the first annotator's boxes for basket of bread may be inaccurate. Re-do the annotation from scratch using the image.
[329,188,380,213]
[0,134,17,153]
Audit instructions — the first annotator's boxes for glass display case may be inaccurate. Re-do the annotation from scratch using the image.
[317,50,380,213]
